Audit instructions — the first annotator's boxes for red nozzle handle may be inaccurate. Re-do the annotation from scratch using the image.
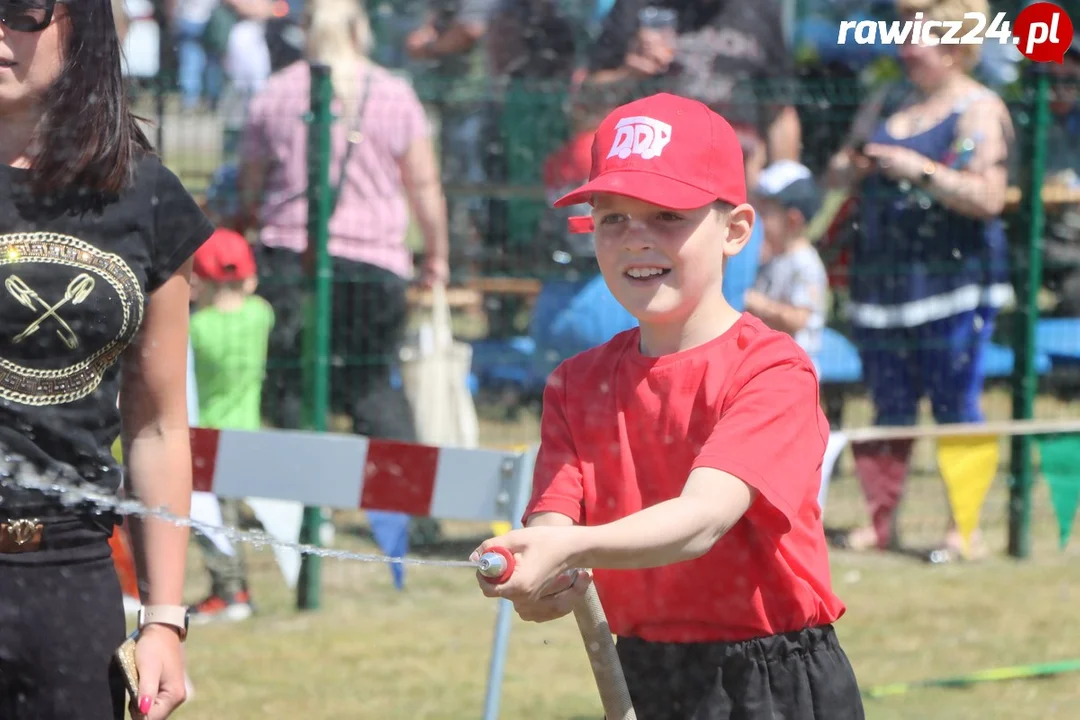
[477,546,515,584]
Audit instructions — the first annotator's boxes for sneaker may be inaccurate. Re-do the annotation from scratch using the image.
[189,590,253,625]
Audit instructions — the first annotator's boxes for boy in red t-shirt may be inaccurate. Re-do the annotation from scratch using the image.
[472,93,863,719]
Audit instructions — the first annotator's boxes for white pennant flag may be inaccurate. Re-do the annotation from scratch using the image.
[246,498,305,588]
[819,431,848,512]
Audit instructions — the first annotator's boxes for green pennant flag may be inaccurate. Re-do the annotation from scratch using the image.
[1036,434,1080,549]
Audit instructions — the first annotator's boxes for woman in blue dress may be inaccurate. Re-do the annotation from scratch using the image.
[825,0,1014,561]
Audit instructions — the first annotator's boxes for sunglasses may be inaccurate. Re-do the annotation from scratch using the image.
[0,0,60,33]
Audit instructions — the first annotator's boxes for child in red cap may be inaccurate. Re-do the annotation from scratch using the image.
[187,229,274,623]
[473,93,863,718]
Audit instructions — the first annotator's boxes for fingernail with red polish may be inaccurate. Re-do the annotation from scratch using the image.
[139,696,152,714]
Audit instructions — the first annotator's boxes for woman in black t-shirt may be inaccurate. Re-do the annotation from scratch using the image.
[0,1,213,718]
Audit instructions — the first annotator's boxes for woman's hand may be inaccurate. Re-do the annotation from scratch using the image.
[848,147,879,184]
[863,143,933,184]
[625,28,675,77]
[825,146,877,189]
[420,255,450,289]
[405,25,438,60]
[131,625,187,719]
[224,0,275,20]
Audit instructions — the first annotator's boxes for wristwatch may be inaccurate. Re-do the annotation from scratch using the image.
[920,160,938,186]
[137,605,190,642]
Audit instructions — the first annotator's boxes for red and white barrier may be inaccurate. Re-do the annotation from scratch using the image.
[189,428,523,521]
[115,428,527,593]
[112,426,534,719]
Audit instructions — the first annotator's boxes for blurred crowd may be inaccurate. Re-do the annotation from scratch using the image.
[116,0,1078,310]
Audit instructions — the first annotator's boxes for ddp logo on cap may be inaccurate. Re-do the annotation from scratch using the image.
[553,93,747,211]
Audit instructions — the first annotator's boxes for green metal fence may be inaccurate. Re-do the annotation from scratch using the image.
[296,64,336,610]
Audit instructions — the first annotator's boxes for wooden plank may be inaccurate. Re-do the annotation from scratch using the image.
[1004,184,1080,210]
[406,286,484,309]
[465,277,544,296]
[843,418,1080,443]
[442,182,547,201]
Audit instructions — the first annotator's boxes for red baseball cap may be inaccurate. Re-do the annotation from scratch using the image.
[193,228,257,282]
[553,93,747,211]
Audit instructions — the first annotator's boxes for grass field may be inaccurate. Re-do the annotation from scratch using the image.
[171,403,1080,720]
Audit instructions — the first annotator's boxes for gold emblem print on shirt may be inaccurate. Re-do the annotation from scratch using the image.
[6,273,96,349]
[0,233,144,406]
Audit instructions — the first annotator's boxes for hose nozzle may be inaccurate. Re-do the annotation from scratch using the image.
[476,546,515,584]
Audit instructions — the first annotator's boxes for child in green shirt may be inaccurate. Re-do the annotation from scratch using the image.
[188,228,275,623]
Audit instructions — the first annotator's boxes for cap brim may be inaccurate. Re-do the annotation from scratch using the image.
[755,177,822,217]
[553,171,719,210]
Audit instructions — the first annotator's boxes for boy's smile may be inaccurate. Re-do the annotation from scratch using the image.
[624,264,672,283]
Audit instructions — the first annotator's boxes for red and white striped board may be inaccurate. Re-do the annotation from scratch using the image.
[189,428,523,521]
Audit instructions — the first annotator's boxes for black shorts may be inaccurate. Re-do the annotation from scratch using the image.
[255,246,416,440]
[615,625,864,720]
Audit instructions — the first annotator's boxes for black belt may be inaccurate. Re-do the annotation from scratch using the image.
[0,511,117,553]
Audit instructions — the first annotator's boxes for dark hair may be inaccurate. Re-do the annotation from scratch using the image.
[27,0,153,195]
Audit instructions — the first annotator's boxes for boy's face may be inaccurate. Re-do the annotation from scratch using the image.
[591,194,751,323]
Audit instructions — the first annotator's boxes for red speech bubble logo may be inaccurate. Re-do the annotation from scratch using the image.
[1013,2,1074,64]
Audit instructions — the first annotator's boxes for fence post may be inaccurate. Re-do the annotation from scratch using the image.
[297,63,335,609]
[482,445,538,720]
[153,2,168,152]
[1008,68,1051,559]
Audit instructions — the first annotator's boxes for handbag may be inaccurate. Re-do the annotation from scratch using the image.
[398,282,480,449]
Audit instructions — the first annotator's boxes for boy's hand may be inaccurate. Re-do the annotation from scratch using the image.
[483,569,593,623]
[471,526,585,603]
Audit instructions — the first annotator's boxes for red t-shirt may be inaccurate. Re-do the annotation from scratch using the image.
[524,314,846,644]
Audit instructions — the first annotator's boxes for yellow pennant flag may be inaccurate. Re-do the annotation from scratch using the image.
[937,435,999,555]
